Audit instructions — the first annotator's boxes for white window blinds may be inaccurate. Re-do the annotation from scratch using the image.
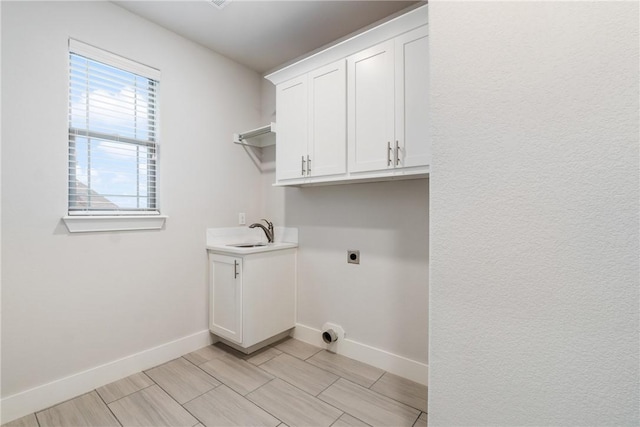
[68,39,160,215]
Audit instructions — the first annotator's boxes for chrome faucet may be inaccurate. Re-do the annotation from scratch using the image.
[249,219,274,243]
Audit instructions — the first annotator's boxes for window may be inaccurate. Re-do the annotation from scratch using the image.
[68,39,160,216]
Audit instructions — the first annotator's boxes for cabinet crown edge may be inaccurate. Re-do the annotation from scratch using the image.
[264,5,427,85]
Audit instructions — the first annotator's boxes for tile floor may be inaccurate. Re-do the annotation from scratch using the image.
[3,338,428,427]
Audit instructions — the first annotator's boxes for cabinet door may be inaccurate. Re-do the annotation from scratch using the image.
[347,40,395,174]
[209,254,242,344]
[395,26,430,169]
[241,250,296,348]
[308,60,346,178]
[276,75,308,181]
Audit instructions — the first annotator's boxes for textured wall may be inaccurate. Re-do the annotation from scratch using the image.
[429,2,639,425]
[1,1,263,398]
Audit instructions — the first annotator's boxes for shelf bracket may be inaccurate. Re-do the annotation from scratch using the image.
[233,122,276,148]
[232,122,276,172]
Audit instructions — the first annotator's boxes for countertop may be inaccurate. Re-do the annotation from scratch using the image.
[206,241,298,255]
[206,226,298,255]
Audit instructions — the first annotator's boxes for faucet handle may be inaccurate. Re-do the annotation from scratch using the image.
[261,218,273,228]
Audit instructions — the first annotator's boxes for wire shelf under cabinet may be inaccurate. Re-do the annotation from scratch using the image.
[233,123,276,148]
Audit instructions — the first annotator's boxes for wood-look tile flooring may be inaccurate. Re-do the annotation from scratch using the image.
[4,338,428,427]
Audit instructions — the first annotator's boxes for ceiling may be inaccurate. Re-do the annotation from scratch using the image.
[113,0,422,74]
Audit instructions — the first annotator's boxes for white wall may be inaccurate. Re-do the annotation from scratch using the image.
[429,2,639,425]
[286,180,429,365]
[260,79,285,224]
[1,0,263,409]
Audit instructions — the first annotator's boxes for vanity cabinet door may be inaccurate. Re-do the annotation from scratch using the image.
[241,249,296,348]
[209,254,243,344]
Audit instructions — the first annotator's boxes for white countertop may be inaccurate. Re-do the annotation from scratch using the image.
[206,226,298,255]
[206,241,298,255]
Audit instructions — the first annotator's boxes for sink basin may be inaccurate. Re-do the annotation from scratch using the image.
[227,243,267,248]
[208,240,297,254]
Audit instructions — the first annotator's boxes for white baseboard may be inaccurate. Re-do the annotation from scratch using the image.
[0,330,213,424]
[291,323,428,386]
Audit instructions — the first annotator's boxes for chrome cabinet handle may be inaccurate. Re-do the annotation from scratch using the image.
[301,156,306,176]
[307,155,311,174]
[234,260,239,279]
[395,140,400,166]
[387,141,392,166]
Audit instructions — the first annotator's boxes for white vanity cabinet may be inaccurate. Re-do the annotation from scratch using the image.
[348,25,429,176]
[276,60,347,184]
[208,249,296,351]
[267,6,428,186]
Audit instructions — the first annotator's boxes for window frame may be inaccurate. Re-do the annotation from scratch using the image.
[63,39,166,233]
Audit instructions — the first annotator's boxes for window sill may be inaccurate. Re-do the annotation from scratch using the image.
[63,215,167,233]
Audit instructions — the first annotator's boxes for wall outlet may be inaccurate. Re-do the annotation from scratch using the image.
[238,212,246,225]
[347,250,360,264]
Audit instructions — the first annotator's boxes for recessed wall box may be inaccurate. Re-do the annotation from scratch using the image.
[347,250,360,264]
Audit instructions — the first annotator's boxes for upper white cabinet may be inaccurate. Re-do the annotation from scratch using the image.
[395,26,430,171]
[276,60,346,184]
[267,5,428,186]
[349,26,429,176]
[347,40,395,174]
[276,75,308,181]
[308,60,347,179]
